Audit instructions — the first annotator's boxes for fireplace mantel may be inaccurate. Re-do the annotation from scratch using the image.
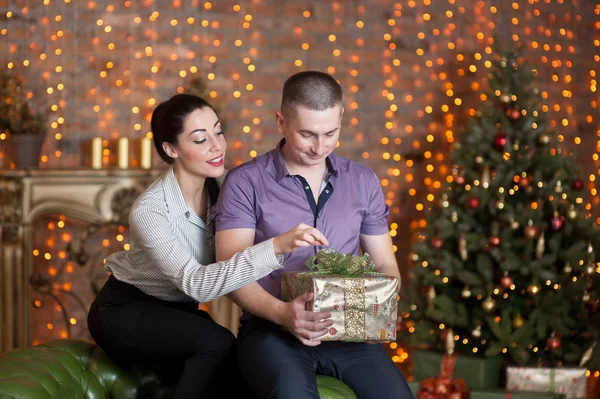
[0,168,163,351]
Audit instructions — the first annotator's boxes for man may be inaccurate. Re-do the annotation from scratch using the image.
[212,71,413,398]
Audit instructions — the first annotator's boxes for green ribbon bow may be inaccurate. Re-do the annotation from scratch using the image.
[305,248,376,275]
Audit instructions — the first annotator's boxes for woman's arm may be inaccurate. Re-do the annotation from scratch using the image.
[130,205,282,303]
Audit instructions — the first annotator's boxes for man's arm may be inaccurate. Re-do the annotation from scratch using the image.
[216,228,333,345]
[360,232,401,288]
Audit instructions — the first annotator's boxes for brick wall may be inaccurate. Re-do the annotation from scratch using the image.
[1,0,600,266]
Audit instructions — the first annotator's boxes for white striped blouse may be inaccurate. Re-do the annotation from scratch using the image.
[105,167,283,303]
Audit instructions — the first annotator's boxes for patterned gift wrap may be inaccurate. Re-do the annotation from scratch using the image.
[506,367,588,399]
[281,249,398,342]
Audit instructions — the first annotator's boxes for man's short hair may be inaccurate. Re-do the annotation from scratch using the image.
[281,71,343,119]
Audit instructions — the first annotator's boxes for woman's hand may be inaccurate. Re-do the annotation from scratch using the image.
[272,223,328,255]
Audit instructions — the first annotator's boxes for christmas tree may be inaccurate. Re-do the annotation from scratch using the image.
[400,43,600,370]
[0,70,47,136]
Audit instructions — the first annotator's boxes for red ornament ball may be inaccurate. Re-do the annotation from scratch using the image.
[489,236,501,247]
[467,196,481,209]
[432,237,443,249]
[455,175,465,185]
[550,215,564,231]
[439,328,450,342]
[547,336,561,350]
[510,109,521,119]
[494,132,508,151]
[573,178,584,191]
[518,176,529,188]
[500,275,513,289]
[524,224,539,239]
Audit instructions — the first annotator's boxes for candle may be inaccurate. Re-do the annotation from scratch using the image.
[91,137,102,169]
[118,137,129,169]
[140,137,152,169]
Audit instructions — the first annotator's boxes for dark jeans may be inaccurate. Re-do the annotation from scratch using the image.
[88,275,248,399]
[237,317,414,399]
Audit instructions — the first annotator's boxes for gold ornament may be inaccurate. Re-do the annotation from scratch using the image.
[538,133,550,145]
[563,263,572,274]
[427,286,436,310]
[586,264,595,275]
[567,205,578,220]
[513,140,520,151]
[536,233,545,259]
[461,286,472,298]
[580,342,596,367]
[554,180,563,193]
[500,57,507,67]
[482,167,490,189]
[513,314,525,329]
[496,196,505,210]
[445,327,455,355]
[527,282,541,296]
[475,156,484,165]
[510,219,520,230]
[482,296,496,312]
[472,325,482,338]
[459,235,468,261]
[582,290,591,302]
[451,211,458,223]
[500,94,511,103]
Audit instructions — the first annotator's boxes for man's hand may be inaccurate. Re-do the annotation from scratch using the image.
[275,292,333,346]
[273,223,328,255]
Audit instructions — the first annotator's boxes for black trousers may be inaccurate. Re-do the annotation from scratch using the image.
[88,275,247,399]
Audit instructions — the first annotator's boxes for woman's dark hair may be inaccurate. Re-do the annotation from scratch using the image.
[150,93,220,205]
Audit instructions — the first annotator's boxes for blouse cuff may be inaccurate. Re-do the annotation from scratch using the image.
[250,238,284,273]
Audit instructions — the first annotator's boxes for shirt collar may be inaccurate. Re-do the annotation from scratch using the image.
[163,166,192,217]
[273,138,339,182]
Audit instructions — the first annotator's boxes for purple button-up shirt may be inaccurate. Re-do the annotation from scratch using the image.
[212,140,390,303]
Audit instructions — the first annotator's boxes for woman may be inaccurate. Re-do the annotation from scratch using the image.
[87,94,328,398]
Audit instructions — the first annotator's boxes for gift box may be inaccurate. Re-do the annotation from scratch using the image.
[408,382,566,399]
[281,249,398,342]
[506,367,587,399]
[415,353,470,399]
[587,373,600,399]
[413,350,503,390]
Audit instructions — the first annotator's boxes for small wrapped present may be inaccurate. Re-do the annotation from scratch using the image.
[281,249,398,342]
[506,367,587,399]
[417,353,471,399]
[409,382,564,399]
[412,350,503,390]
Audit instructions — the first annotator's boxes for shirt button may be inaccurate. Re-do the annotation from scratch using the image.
[305,186,310,190]
[325,190,330,193]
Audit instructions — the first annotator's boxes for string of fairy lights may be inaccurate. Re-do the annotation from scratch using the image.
[1,2,599,372]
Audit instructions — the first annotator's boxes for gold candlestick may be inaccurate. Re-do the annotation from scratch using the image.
[118,137,129,169]
[140,137,152,169]
[91,137,102,169]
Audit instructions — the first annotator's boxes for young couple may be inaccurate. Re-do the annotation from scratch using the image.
[88,71,413,398]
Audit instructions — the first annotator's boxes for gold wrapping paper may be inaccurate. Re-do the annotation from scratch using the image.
[281,271,398,342]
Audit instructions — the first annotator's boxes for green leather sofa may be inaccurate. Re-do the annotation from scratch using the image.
[0,339,357,398]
